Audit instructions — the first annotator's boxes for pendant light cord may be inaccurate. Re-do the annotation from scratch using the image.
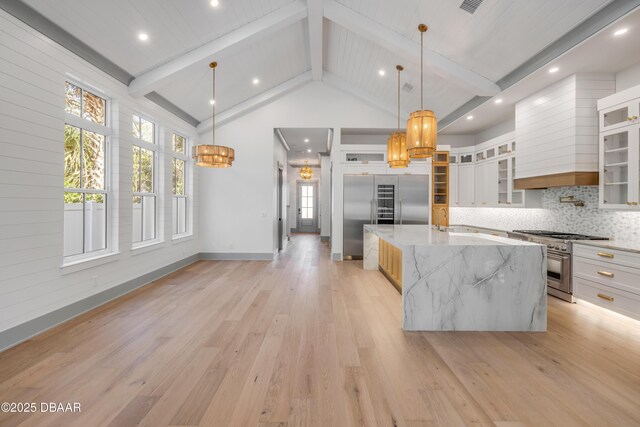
[420,30,423,110]
[397,66,401,131]
[211,62,216,146]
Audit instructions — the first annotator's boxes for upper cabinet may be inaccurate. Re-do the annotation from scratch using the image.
[599,125,640,208]
[598,85,640,210]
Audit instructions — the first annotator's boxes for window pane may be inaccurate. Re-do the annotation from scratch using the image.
[177,197,186,234]
[172,159,177,195]
[302,197,308,208]
[82,90,106,125]
[85,193,106,253]
[301,186,308,197]
[132,146,140,193]
[141,118,154,143]
[307,186,313,197]
[65,82,81,116]
[173,158,185,195]
[307,198,313,209]
[140,148,153,193]
[132,195,142,243]
[64,192,83,256]
[173,133,185,153]
[64,125,81,189]
[132,115,141,139]
[172,197,177,235]
[82,130,105,190]
[142,196,156,241]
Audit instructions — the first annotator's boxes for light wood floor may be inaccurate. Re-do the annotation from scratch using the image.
[1,234,639,427]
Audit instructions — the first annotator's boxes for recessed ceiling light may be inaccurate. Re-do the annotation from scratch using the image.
[138,33,149,41]
[304,138,310,142]
[494,98,503,104]
[209,99,215,105]
[252,78,260,85]
[210,0,220,6]
[614,28,628,36]
[378,69,385,76]
[466,115,474,120]
[307,149,312,153]
[549,67,559,73]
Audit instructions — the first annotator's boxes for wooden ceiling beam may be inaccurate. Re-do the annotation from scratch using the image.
[307,0,324,81]
[323,1,501,96]
[128,1,308,98]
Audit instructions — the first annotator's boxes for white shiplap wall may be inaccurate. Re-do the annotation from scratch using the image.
[515,74,615,179]
[0,10,199,335]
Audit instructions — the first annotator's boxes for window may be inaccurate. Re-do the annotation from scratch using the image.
[132,114,157,244]
[63,82,109,258]
[301,185,313,219]
[172,133,189,236]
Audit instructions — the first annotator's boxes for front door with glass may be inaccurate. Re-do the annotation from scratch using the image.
[297,182,318,233]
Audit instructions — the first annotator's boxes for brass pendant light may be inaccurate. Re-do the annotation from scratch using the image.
[406,24,437,159]
[192,62,235,168]
[387,65,410,168]
[299,161,313,180]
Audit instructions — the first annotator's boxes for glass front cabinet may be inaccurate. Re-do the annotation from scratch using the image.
[599,125,640,209]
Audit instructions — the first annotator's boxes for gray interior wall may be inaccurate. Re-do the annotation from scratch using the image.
[474,119,516,144]
[616,61,640,92]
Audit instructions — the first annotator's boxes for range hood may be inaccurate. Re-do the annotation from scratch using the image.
[514,172,599,190]
[514,74,614,189]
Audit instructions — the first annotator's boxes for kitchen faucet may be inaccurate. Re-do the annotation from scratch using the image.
[435,207,448,231]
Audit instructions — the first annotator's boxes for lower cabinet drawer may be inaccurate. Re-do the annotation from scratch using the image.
[574,277,640,321]
[574,258,640,295]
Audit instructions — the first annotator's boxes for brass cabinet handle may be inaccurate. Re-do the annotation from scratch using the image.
[597,271,614,278]
[597,252,614,259]
[597,293,614,302]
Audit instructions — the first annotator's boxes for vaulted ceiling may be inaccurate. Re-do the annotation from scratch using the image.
[18,0,624,130]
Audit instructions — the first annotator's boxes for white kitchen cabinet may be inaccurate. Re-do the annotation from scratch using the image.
[458,164,475,207]
[449,164,459,206]
[599,124,640,209]
[599,97,639,132]
[573,243,640,321]
[474,160,499,207]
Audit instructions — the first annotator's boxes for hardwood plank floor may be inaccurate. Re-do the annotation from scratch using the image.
[1,234,639,426]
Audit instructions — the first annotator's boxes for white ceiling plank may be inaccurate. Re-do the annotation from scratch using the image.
[129,1,308,97]
[197,71,313,134]
[324,0,500,96]
[307,0,323,81]
[324,71,406,119]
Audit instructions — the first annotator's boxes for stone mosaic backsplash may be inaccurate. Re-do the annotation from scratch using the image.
[450,186,640,242]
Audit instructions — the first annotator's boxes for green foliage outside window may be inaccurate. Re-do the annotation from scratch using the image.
[64,82,106,204]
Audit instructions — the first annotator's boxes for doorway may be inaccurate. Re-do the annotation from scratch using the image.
[277,166,284,251]
[297,181,318,233]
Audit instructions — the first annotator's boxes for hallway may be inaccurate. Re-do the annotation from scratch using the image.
[1,234,639,426]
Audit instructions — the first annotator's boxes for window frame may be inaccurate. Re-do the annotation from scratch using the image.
[171,131,191,238]
[63,81,113,264]
[132,113,160,247]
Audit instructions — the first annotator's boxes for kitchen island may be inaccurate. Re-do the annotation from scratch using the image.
[364,225,547,331]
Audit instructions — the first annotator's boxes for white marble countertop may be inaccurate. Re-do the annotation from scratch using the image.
[363,224,541,249]
[572,240,640,254]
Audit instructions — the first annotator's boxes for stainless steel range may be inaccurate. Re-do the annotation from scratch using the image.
[507,230,609,303]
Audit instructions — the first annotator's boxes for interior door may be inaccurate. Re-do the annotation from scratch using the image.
[297,181,318,233]
[277,167,284,251]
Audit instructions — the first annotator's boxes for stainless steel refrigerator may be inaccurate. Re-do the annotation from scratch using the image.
[343,174,430,259]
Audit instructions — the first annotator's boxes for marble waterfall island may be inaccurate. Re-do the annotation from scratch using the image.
[364,225,547,331]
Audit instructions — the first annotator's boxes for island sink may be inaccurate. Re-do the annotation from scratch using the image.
[363,225,547,332]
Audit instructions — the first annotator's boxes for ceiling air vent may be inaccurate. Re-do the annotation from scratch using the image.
[460,0,484,14]
[402,82,414,93]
